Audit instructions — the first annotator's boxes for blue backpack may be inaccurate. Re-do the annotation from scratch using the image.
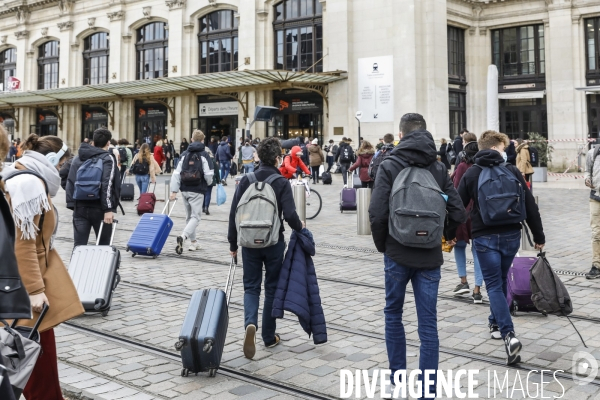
[74,157,104,201]
[477,164,526,226]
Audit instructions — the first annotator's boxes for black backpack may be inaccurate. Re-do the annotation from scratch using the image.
[181,152,204,185]
[368,147,392,181]
[131,158,150,175]
[117,147,128,164]
[340,145,354,163]
[446,142,457,165]
[528,146,539,167]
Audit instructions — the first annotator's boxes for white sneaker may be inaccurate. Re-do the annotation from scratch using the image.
[343,184,347,188]
[188,241,200,251]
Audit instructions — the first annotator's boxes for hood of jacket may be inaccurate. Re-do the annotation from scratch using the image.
[516,143,529,153]
[78,142,109,161]
[357,147,375,156]
[475,149,505,167]
[290,145,302,159]
[389,130,437,166]
[219,141,229,147]
[308,145,321,154]
[296,228,316,256]
[187,141,206,152]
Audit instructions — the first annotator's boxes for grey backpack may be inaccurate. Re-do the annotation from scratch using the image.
[530,252,573,316]
[235,172,284,248]
[388,158,447,248]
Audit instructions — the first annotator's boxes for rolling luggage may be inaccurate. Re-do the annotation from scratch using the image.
[137,183,156,215]
[340,172,357,212]
[68,222,120,316]
[322,171,332,185]
[352,170,362,188]
[127,200,176,258]
[120,175,134,201]
[175,257,237,377]
[507,256,537,315]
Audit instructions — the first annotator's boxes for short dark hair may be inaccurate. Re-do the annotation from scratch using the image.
[460,128,469,135]
[221,136,228,142]
[118,138,130,145]
[257,137,281,167]
[399,113,426,135]
[329,139,334,143]
[383,133,395,144]
[93,128,112,148]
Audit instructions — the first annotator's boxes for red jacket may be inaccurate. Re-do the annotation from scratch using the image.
[349,153,374,182]
[153,146,165,164]
[451,161,473,243]
[279,146,311,179]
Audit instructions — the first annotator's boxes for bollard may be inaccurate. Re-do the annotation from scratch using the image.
[357,188,371,235]
[521,195,538,251]
[165,179,170,202]
[293,185,306,225]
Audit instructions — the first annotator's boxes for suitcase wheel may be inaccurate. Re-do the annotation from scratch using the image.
[126,246,130,252]
[181,368,189,377]
[131,253,136,257]
[152,255,157,259]
[101,308,110,317]
[209,368,217,377]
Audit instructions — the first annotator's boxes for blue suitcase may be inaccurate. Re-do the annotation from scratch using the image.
[175,258,237,377]
[127,201,176,258]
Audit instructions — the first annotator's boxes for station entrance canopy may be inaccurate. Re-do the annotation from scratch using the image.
[0,69,346,129]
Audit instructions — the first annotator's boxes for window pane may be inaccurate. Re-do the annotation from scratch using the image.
[276,3,283,20]
[315,0,322,15]
[233,36,238,70]
[201,41,207,73]
[286,29,299,71]
[588,21,596,70]
[538,25,545,74]
[220,38,231,71]
[208,12,219,31]
[300,26,313,71]
[209,40,219,72]
[200,17,207,33]
[502,28,517,76]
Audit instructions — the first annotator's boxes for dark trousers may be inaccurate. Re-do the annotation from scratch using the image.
[119,165,127,183]
[326,155,334,172]
[204,185,213,209]
[340,162,351,184]
[23,329,63,400]
[73,206,113,247]
[165,157,172,173]
[311,166,320,183]
[242,239,285,345]
[361,181,374,189]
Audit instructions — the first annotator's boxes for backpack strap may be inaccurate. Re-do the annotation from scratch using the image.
[247,172,257,184]
[263,174,286,186]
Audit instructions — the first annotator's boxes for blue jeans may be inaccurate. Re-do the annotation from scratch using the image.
[473,231,521,338]
[384,255,440,398]
[454,240,483,287]
[326,155,334,172]
[242,239,285,345]
[135,174,149,195]
[203,185,213,209]
[243,162,255,174]
[220,160,231,181]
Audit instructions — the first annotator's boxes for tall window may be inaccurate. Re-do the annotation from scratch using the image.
[0,48,16,91]
[492,25,545,78]
[199,10,238,73]
[136,22,168,80]
[38,41,59,89]
[448,26,465,80]
[585,18,600,81]
[273,0,323,72]
[83,32,109,85]
[449,91,466,139]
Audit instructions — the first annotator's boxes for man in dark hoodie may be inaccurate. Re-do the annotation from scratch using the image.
[458,130,544,365]
[369,113,465,397]
[65,128,121,247]
[335,138,355,186]
[216,136,233,185]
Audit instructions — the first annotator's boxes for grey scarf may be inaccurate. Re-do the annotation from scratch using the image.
[6,150,61,197]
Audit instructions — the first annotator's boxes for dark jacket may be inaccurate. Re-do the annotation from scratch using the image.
[457,149,545,244]
[437,143,452,170]
[180,141,189,154]
[272,229,327,345]
[217,141,233,162]
[228,165,302,252]
[209,141,219,156]
[369,130,466,269]
[349,152,374,182]
[335,142,355,164]
[451,161,474,243]
[65,143,121,212]
[453,136,463,156]
[178,142,214,195]
[59,157,73,190]
[506,141,517,165]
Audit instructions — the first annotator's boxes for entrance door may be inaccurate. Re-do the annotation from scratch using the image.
[271,113,322,142]
[499,99,547,140]
[40,124,57,136]
[191,116,238,145]
[138,119,166,145]
[588,94,600,140]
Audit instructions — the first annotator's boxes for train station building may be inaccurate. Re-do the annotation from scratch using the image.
[0,0,598,163]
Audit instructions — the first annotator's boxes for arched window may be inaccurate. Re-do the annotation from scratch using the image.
[198,10,238,73]
[136,22,168,80]
[0,48,16,91]
[273,0,323,72]
[38,41,59,89]
[83,32,109,85]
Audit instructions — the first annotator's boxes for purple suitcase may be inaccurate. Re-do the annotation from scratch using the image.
[507,256,538,315]
[340,172,357,212]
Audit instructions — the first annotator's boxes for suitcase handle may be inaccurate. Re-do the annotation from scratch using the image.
[97,219,118,246]
[162,199,177,217]
[10,303,49,339]
[148,182,156,193]
[224,256,237,307]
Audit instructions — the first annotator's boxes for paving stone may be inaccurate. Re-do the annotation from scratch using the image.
[229,384,262,396]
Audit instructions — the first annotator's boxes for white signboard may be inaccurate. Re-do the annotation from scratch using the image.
[357,56,394,122]
[199,101,239,117]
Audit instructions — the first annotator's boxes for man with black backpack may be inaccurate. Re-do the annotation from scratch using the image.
[335,138,355,187]
[368,133,395,184]
[228,137,304,360]
[369,113,465,397]
[65,128,121,247]
[169,130,214,254]
[585,145,600,279]
[457,130,545,365]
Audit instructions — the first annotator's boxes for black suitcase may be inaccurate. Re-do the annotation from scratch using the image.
[68,221,121,316]
[322,171,332,185]
[121,176,135,201]
[175,257,236,377]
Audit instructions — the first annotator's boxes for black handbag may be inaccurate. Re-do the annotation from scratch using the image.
[0,187,31,320]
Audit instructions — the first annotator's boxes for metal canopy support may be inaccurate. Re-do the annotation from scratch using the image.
[41,104,64,130]
[208,91,249,122]
[1,108,20,131]
[151,97,176,127]
[85,101,115,129]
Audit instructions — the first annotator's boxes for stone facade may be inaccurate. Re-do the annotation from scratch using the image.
[0,0,596,165]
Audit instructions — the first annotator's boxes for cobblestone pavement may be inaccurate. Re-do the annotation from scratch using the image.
[46,173,600,400]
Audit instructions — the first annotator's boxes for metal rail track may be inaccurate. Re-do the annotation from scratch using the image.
[115,281,600,388]
[62,322,337,400]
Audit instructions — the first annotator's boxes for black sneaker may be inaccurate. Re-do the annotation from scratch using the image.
[265,333,281,348]
[452,282,470,296]
[586,266,600,279]
[504,331,522,365]
[205,209,210,215]
[472,291,483,304]
[489,323,502,340]
[176,236,184,255]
